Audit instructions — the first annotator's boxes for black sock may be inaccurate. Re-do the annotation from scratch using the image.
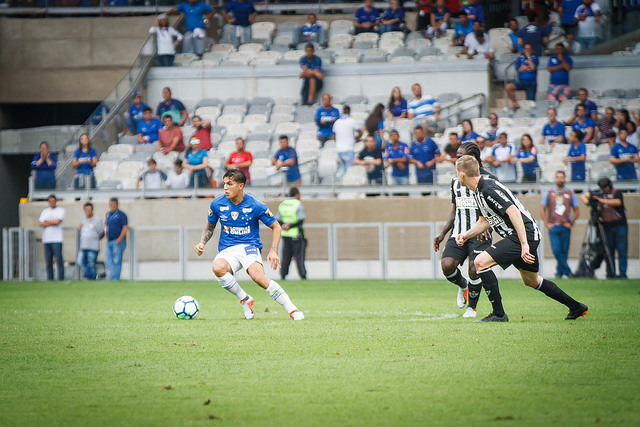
[468,278,482,310]
[445,268,468,288]
[537,278,580,310]
[478,270,505,317]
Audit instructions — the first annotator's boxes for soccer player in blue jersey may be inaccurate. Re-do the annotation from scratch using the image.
[194,169,304,321]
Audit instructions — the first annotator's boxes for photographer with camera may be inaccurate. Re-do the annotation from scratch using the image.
[580,177,628,279]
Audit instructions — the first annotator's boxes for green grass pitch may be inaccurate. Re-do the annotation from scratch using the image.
[1,278,639,426]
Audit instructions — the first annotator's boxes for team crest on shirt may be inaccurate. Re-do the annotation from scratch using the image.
[266,209,273,217]
[208,208,212,216]
[231,211,239,220]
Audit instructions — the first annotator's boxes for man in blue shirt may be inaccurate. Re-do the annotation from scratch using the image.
[194,169,304,320]
[571,104,596,144]
[506,43,538,109]
[137,107,163,144]
[156,87,188,126]
[299,43,324,106]
[380,0,405,34]
[564,130,586,181]
[167,0,215,57]
[547,44,573,102]
[609,129,640,180]
[354,0,381,34]
[564,88,598,125]
[517,12,547,57]
[508,18,524,53]
[463,0,484,25]
[123,91,148,136]
[541,108,566,146]
[272,135,301,185]
[384,130,410,185]
[453,11,473,46]
[222,0,257,48]
[301,13,326,46]
[559,0,582,35]
[104,198,128,281]
[409,126,440,184]
[31,141,57,190]
[315,93,340,145]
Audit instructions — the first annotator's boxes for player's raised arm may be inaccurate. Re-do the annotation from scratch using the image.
[455,216,490,246]
[505,205,534,264]
[194,222,215,256]
[266,221,282,270]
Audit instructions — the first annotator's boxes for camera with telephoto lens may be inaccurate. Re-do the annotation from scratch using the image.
[588,189,604,211]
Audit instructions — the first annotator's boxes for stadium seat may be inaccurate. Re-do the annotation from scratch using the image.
[243,114,268,125]
[317,157,338,182]
[407,38,431,51]
[390,56,414,63]
[329,34,354,49]
[361,48,389,63]
[276,22,300,45]
[216,115,243,126]
[251,22,276,44]
[334,55,359,65]
[329,19,353,36]
[212,43,235,53]
[174,53,196,66]
[379,38,404,53]
[270,113,295,124]
[239,43,264,53]
[222,105,247,116]
[97,179,122,190]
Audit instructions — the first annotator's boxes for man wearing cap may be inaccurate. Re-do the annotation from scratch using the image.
[38,194,66,281]
[166,0,215,58]
[123,92,148,136]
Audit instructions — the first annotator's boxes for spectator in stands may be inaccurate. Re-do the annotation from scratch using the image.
[364,103,386,148]
[476,138,494,171]
[31,141,57,190]
[299,43,324,106]
[183,138,210,188]
[222,0,257,48]
[191,115,212,150]
[596,107,617,147]
[380,0,405,34]
[72,133,98,189]
[564,88,598,125]
[580,178,628,278]
[508,18,523,53]
[355,135,384,184]
[489,132,518,183]
[459,20,483,56]
[465,31,495,60]
[563,129,587,181]
[563,33,582,55]
[149,14,183,67]
[226,137,253,185]
[315,93,340,146]
[506,43,539,109]
[614,109,637,137]
[541,108,567,148]
[272,135,301,185]
[354,0,381,34]
[452,11,473,46]
[477,113,505,146]
[516,134,539,182]
[416,0,433,33]
[137,158,167,190]
[408,83,441,129]
[333,106,363,177]
[156,87,188,127]
[442,132,461,163]
[460,119,479,143]
[301,13,326,47]
[387,86,408,121]
[122,92,148,136]
[409,126,440,184]
[609,129,639,181]
[615,127,635,146]
[157,115,185,155]
[77,202,103,281]
[104,197,128,281]
[165,159,190,189]
[137,107,163,145]
[540,171,580,279]
[384,130,410,185]
[559,0,582,35]
[166,0,215,58]
[89,102,110,126]
[427,0,450,38]
[572,104,596,144]
[38,194,65,281]
[518,12,547,57]
[547,43,573,102]
[574,0,601,50]
[463,0,484,25]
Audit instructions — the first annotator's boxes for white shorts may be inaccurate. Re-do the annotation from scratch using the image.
[214,244,263,273]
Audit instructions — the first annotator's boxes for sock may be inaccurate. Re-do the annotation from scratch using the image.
[216,272,248,301]
[468,277,482,310]
[536,277,580,310]
[445,269,468,289]
[266,280,297,313]
[478,269,505,317]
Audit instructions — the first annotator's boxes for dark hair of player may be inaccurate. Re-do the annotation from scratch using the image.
[84,201,93,209]
[460,141,482,166]
[224,168,247,184]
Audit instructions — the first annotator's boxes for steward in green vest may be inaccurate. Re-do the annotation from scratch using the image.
[276,187,307,280]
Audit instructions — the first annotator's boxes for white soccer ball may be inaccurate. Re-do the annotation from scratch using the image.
[173,296,199,319]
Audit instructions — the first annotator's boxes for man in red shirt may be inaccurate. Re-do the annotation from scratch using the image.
[225,137,253,184]
[157,115,185,155]
[191,115,212,150]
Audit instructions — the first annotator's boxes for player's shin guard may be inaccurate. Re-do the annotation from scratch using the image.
[445,269,468,289]
[216,272,248,301]
[478,269,505,317]
[536,277,580,310]
[468,277,482,310]
[266,280,297,313]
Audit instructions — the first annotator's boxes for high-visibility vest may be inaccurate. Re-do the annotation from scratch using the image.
[278,198,303,238]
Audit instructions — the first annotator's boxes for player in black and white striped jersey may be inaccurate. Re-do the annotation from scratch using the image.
[454,155,588,322]
[434,142,501,318]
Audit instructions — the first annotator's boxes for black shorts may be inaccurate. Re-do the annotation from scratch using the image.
[485,236,540,273]
[442,236,491,264]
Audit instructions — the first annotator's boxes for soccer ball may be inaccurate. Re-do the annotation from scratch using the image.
[173,296,199,319]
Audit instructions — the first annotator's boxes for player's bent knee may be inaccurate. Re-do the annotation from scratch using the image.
[440,258,457,276]
[473,255,490,273]
[213,259,232,277]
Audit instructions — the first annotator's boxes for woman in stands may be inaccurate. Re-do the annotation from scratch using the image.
[516,133,539,182]
[191,115,212,150]
[460,119,479,143]
[615,109,637,137]
[72,133,98,189]
[149,14,183,67]
[183,137,210,188]
[364,103,386,149]
[387,87,408,121]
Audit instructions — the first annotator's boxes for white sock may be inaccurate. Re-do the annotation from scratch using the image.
[216,272,247,301]
[266,280,297,313]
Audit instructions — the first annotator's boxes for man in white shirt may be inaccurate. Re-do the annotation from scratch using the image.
[488,132,518,183]
[466,31,495,60]
[138,158,167,191]
[332,105,363,177]
[165,159,190,189]
[38,194,65,280]
[78,202,104,281]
